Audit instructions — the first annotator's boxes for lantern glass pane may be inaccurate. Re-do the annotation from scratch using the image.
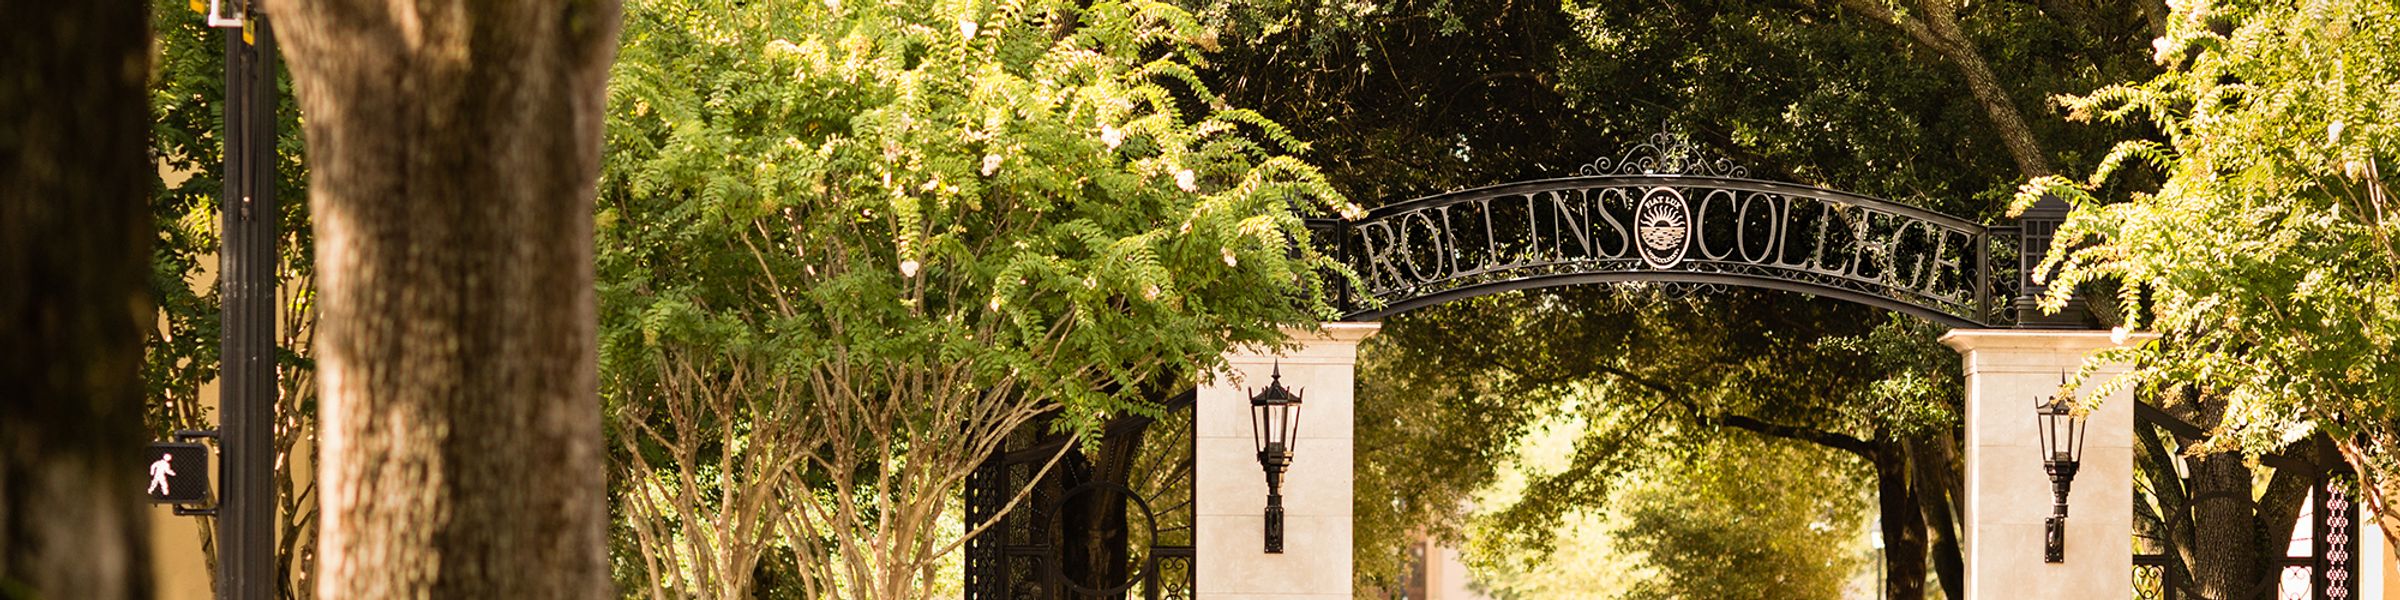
[1283,403,1302,454]
[2068,415,2086,461]
[1251,403,1269,455]
[2037,409,2054,458]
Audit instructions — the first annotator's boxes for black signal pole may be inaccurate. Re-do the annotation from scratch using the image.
[219,12,278,600]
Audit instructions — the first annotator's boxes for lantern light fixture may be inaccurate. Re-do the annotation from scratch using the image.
[2036,374,2086,564]
[1248,362,1303,554]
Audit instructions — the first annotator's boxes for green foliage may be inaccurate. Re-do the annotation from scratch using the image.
[597,0,1352,594]
[1603,437,1868,600]
[1351,335,1555,592]
[1468,408,1870,600]
[601,0,1352,425]
[1193,0,2158,593]
[145,0,229,435]
[1190,0,2157,214]
[2017,0,2400,459]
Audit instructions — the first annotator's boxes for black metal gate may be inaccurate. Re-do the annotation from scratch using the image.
[965,393,1197,600]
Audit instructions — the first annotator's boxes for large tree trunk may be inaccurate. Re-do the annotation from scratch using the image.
[0,2,156,598]
[2184,452,2260,598]
[1909,434,1966,600]
[1873,440,1930,600]
[1912,0,2054,178]
[262,0,622,595]
[2152,388,2325,600]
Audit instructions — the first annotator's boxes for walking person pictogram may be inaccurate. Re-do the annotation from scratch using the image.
[147,453,176,496]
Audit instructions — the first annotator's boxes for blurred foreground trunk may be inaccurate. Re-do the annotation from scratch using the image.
[0,2,157,597]
[264,0,622,595]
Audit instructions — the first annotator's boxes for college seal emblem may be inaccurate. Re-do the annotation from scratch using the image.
[1636,187,1689,269]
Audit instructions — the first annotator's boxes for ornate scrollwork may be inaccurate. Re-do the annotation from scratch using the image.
[2325,479,2355,599]
[1577,129,1751,178]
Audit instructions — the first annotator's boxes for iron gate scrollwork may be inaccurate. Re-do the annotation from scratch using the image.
[966,392,1197,600]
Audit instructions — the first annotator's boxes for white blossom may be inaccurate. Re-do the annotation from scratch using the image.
[1338,203,1367,220]
[766,39,801,59]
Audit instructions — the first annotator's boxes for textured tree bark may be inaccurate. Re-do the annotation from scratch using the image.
[2136,420,2201,590]
[2185,453,2260,599]
[0,2,156,598]
[2172,390,2305,600]
[2250,441,2320,584]
[2140,390,2336,600]
[261,0,622,596]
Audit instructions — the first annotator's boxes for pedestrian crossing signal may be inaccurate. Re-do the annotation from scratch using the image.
[145,443,210,504]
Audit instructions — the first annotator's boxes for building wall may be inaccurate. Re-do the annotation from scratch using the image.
[1424,541,1490,600]
[151,496,214,598]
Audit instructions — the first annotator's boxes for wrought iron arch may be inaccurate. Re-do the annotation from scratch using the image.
[1308,134,2077,328]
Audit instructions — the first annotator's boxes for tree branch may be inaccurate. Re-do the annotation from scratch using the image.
[1714,413,1878,458]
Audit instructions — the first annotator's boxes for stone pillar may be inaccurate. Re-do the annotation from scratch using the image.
[1941,330,2152,600]
[1196,323,1378,600]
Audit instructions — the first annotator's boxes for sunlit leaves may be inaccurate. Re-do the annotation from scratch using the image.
[2019,0,2400,459]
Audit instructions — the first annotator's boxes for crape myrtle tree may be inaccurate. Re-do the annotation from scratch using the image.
[597,0,1353,596]
[2023,0,2400,565]
[262,0,625,596]
[0,1,156,598]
